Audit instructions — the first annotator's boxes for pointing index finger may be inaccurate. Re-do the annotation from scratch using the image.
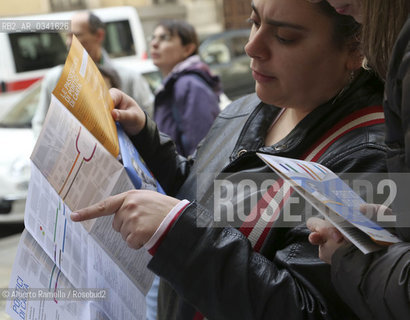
[70,193,126,222]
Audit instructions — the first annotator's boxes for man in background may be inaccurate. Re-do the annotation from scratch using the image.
[32,10,154,136]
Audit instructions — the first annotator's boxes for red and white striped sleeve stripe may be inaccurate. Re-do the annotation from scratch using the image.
[145,199,190,255]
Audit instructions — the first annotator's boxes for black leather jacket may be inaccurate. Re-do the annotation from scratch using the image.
[132,70,387,319]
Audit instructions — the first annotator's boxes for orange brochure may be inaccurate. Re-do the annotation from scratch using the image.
[52,35,119,157]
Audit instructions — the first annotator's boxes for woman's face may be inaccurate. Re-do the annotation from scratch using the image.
[150,26,193,76]
[245,0,360,111]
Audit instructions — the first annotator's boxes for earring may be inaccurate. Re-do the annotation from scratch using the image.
[349,70,356,83]
[332,71,355,105]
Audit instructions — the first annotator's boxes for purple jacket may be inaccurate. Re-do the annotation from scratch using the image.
[153,55,221,156]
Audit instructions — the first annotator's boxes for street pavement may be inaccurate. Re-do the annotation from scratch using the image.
[0,233,21,320]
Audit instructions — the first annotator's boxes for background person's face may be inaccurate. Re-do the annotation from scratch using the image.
[245,0,359,111]
[150,26,193,76]
[66,13,102,62]
[323,0,363,22]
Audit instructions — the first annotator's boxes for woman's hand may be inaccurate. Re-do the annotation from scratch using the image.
[110,88,147,136]
[70,190,180,249]
[307,204,394,264]
[306,217,347,264]
[359,203,393,222]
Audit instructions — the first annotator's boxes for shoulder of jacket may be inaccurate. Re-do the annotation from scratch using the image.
[42,65,64,91]
[168,73,214,101]
[44,65,63,80]
[172,72,205,85]
[319,123,387,168]
[111,62,144,81]
[218,93,263,118]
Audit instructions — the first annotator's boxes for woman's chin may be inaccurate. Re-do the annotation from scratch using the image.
[255,85,281,106]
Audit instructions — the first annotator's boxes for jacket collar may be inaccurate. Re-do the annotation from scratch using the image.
[231,69,381,160]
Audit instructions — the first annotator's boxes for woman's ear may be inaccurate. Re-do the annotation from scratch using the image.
[183,43,197,58]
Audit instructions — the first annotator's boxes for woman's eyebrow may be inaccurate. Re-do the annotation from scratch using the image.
[266,19,308,31]
[251,2,308,31]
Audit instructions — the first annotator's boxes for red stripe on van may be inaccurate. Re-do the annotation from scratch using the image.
[6,77,42,92]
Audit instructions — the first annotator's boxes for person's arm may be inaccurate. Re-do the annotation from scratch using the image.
[71,191,353,320]
[130,114,192,195]
[131,75,220,191]
[307,205,410,320]
[148,202,351,320]
[110,88,193,195]
[332,241,410,319]
[396,32,410,240]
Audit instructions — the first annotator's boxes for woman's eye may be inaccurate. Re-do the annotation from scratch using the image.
[275,33,297,44]
[247,18,260,28]
[276,36,292,44]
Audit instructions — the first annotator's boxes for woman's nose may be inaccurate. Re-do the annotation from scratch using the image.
[245,29,267,61]
[150,40,159,49]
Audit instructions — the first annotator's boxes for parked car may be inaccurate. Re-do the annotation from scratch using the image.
[0,81,39,216]
[199,29,255,100]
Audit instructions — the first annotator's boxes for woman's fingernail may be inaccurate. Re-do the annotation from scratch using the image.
[332,231,341,241]
[70,212,80,221]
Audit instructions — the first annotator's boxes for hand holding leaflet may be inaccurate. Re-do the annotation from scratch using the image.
[257,153,402,254]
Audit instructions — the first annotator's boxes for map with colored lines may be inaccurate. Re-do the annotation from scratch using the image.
[6,37,157,320]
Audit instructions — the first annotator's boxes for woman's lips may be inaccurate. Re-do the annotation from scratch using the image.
[252,69,277,83]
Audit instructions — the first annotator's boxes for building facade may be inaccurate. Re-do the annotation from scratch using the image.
[0,0,243,37]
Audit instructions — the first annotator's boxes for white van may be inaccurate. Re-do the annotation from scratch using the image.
[0,6,148,99]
